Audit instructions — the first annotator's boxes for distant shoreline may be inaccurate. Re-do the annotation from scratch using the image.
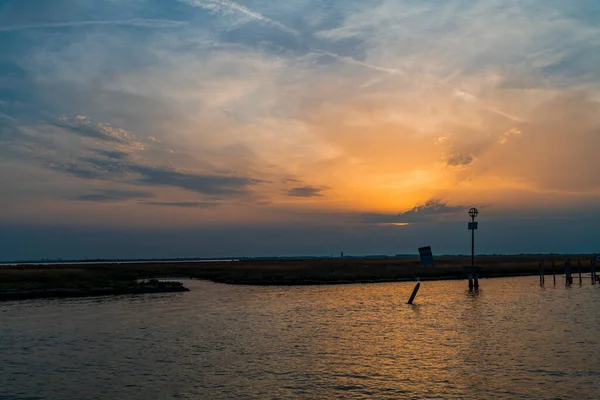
[0,284,189,301]
[0,253,592,267]
[1,255,595,299]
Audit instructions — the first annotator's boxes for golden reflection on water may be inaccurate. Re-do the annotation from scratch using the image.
[1,277,600,399]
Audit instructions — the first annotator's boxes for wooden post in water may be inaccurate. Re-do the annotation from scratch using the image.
[565,261,572,285]
[407,279,421,305]
[539,261,545,286]
[578,261,582,285]
[552,261,556,285]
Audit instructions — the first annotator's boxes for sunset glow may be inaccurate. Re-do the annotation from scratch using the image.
[1,0,599,259]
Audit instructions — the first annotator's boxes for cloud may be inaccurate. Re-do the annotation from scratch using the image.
[2,0,600,236]
[446,153,474,167]
[54,116,147,150]
[0,19,188,32]
[131,164,264,196]
[45,153,264,197]
[72,189,155,202]
[138,201,219,208]
[93,150,129,159]
[363,200,465,224]
[179,0,299,36]
[498,128,522,145]
[287,185,329,198]
[313,50,401,75]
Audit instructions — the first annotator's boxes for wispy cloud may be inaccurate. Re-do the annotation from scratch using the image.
[138,201,219,208]
[314,50,401,75]
[0,19,188,32]
[180,0,299,36]
[72,189,155,203]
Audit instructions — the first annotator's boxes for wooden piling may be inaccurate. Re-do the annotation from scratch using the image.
[565,261,572,285]
[407,281,421,304]
[552,261,556,285]
[578,261,582,285]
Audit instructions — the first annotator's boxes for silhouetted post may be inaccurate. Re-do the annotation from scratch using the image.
[552,261,556,285]
[578,260,582,285]
[565,261,572,285]
[407,279,421,304]
[468,208,479,290]
[539,261,545,286]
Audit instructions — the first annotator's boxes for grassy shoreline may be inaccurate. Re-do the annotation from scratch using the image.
[1,255,595,296]
[0,281,189,301]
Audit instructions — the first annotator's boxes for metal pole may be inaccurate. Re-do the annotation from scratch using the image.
[471,215,475,269]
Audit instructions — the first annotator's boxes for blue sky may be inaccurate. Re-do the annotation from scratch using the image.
[1,0,599,260]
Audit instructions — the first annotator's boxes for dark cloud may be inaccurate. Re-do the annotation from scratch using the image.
[446,153,473,167]
[138,201,219,208]
[73,189,155,202]
[46,154,131,180]
[287,185,329,197]
[47,152,263,197]
[0,112,266,199]
[363,200,465,224]
[130,164,263,196]
[47,160,108,180]
[94,149,129,159]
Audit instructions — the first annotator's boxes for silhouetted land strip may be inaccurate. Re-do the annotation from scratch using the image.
[0,275,188,301]
[1,255,594,298]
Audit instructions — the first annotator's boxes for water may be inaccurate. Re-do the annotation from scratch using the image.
[1,277,599,399]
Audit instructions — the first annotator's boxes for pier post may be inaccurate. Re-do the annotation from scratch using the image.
[407,280,421,305]
[467,208,479,290]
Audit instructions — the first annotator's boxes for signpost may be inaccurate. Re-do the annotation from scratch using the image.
[418,246,434,266]
[468,207,479,289]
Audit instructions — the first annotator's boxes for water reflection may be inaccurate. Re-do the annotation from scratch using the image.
[1,277,599,399]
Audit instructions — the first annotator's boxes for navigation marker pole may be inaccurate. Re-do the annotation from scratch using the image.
[468,207,479,290]
[407,278,421,305]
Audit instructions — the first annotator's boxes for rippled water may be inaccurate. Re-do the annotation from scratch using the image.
[2,276,600,399]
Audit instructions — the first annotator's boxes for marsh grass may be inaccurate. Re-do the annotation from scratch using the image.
[1,255,593,289]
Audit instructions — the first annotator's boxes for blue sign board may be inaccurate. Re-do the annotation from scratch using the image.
[418,246,434,265]
[468,222,478,230]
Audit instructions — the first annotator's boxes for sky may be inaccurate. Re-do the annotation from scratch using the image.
[1,0,599,260]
